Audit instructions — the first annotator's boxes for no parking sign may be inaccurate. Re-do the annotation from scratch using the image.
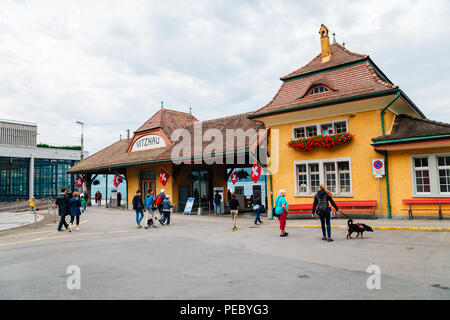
[372,159,385,177]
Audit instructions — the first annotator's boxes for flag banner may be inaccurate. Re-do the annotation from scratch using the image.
[250,162,262,183]
[160,168,169,186]
[75,175,84,188]
[113,175,123,188]
[230,170,237,185]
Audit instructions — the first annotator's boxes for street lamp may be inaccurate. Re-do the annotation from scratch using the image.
[76,121,84,160]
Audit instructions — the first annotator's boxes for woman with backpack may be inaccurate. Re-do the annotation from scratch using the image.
[68,191,82,232]
[274,190,289,237]
[312,184,339,242]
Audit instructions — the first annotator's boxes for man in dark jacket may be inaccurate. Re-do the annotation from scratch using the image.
[312,185,339,242]
[132,190,145,228]
[55,187,70,231]
[214,190,222,216]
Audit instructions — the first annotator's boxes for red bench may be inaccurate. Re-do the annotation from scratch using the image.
[402,199,450,220]
[287,200,377,216]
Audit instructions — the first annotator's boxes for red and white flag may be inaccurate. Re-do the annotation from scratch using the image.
[75,175,84,188]
[160,168,169,186]
[113,175,123,188]
[230,170,237,185]
[250,162,262,183]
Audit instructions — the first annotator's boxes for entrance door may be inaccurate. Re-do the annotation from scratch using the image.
[142,180,156,197]
[179,185,188,211]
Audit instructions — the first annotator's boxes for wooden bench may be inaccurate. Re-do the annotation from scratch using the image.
[287,200,377,217]
[402,199,450,220]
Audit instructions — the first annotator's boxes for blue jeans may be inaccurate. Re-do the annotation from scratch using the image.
[319,212,331,238]
[161,210,171,225]
[214,203,221,215]
[254,207,262,224]
[135,208,144,225]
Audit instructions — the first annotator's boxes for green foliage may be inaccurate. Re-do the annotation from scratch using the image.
[37,144,81,151]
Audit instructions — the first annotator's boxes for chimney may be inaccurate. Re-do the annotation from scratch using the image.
[127,129,130,140]
[319,24,331,63]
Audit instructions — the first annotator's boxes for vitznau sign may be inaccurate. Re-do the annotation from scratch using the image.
[131,134,166,152]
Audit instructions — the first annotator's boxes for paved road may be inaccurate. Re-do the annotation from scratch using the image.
[0,207,449,299]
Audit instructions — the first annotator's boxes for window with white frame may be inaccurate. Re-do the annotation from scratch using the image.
[437,156,450,193]
[293,119,348,139]
[411,154,450,196]
[295,158,352,196]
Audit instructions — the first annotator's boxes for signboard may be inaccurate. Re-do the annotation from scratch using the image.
[183,197,195,214]
[131,134,166,152]
[372,159,385,177]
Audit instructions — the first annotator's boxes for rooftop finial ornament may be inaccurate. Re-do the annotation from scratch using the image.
[319,24,331,63]
[161,101,164,109]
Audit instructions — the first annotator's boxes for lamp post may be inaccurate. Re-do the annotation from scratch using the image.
[76,121,84,160]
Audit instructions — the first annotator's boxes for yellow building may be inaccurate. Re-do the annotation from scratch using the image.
[248,25,450,218]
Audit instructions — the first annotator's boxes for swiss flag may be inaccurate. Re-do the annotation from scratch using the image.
[75,175,84,188]
[230,171,237,185]
[250,162,262,183]
[160,168,169,186]
[113,175,123,188]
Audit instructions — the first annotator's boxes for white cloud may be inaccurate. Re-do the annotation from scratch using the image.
[0,0,449,153]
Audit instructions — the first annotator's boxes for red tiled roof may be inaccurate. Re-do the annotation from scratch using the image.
[280,43,368,80]
[251,60,397,117]
[372,114,450,143]
[68,112,265,173]
[135,108,198,138]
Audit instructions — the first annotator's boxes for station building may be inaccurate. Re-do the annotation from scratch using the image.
[69,25,450,218]
[68,109,266,212]
[0,119,82,201]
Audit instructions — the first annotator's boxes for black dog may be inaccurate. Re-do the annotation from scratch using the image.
[347,219,373,239]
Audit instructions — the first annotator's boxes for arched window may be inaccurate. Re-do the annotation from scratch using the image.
[309,86,330,95]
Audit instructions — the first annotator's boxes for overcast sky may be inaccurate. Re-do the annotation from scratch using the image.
[1,0,449,154]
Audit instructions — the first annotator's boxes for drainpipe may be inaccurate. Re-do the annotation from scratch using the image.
[379,91,400,219]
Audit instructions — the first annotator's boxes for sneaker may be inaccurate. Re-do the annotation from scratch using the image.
[259,221,263,224]
[322,237,328,240]
[327,238,334,242]
[68,225,72,232]
[76,227,80,231]
[280,233,288,237]
[254,223,259,226]
[137,224,142,229]
[232,227,237,231]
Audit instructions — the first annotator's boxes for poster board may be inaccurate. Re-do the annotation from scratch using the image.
[184,197,195,215]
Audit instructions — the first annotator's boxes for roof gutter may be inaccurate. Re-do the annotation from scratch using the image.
[372,134,450,146]
[248,89,399,119]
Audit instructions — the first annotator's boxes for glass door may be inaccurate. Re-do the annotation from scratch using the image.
[142,180,156,197]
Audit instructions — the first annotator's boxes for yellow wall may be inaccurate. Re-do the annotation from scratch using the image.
[266,108,396,214]
[126,162,174,206]
[388,147,450,216]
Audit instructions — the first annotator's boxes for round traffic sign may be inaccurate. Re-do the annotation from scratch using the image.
[374,160,383,169]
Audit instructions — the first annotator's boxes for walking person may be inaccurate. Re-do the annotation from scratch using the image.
[228,193,240,231]
[117,191,122,207]
[132,190,146,228]
[68,191,82,232]
[160,195,174,225]
[274,190,289,237]
[83,190,89,208]
[155,189,166,224]
[214,190,222,216]
[312,184,339,242]
[98,191,102,206]
[80,194,86,213]
[252,192,263,225]
[55,187,70,231]
[144,190,158,228]
[95,191,99,205]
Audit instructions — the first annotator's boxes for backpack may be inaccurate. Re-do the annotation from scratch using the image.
[317,195,328,213]
[155,194,162,206]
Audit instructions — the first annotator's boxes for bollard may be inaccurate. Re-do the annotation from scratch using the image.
[34,208,37,229]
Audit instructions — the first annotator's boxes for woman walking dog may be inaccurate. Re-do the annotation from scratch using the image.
[312,184,339,242]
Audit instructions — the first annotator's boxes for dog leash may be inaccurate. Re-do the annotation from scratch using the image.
[337,210,351,220]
